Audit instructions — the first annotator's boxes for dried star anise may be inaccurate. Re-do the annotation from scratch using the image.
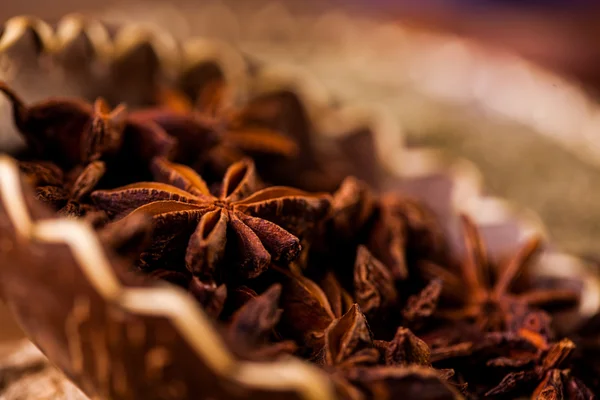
[402,279,443,330]
[133,78,299,181]
[486,338,593,399]
[6,77,598,400]
[383,327,431,367]
[368,194,448,280]
[1,82,175,185]
[276,266,337,347]
[423,215,580,334]
[353,245,398,325]
[325,178,447,282]
[329,176,376,242]
[223,284,297,361]
[91,157,330,280]
[320,304,377,368]
[19,160,105,217]
[334,366,461,400]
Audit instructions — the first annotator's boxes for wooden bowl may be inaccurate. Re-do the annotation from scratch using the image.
[0,15,598,400]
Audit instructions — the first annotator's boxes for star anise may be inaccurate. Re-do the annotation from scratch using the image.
[368,194,448,280]
[332,365,461,400]
[275,251,440,369]
[19,160,105,218]
[5,75,598,400]
[155,80,385,193]
[307,300,453,399]
[0,82,175,185]
[422,215,580,334]
[401,279,443,331]
[224,284,297,361]
[324,177,447,282]
[328,176,376,244]
[486,338,594,399]
[379,327,432,367]
[91,157,331,280]
[133,78,299,181]
[276,266,337,347]
[353,245,398,329]
[319,304,378,368]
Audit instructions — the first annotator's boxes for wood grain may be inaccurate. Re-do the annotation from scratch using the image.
[0,340,88,400]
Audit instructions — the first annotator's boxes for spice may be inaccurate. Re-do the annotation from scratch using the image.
[91,157,331,280]
[0,81,176,187]
[19,160,106,217]
[1,82,595,400]
[132,78,299,182]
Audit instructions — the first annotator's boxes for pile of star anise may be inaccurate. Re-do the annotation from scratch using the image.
[2,78,599,400]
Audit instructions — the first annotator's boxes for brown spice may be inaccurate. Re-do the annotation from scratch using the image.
[1,81,594,400]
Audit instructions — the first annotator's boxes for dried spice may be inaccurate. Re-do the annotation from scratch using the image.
[156,84,383,193]
[92,157,331,280]
[423,215,579,334]
[223,284,298,361]
[19,160,106,217]
[0,81,175,186]
[4,80,597,400]
[368,195,449,280]
[353,245,398,323]
[133,78,299,182]
[485,338,593,399]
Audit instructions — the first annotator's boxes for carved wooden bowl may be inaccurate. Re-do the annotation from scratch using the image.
[0,15,598,400]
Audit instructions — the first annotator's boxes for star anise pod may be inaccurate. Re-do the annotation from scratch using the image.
[381,327,432,367]
[224,284,297,361]
[319,270,355,319]
[333,366,462,400]
[369,194,448,280]
[319,304,379,368]
[156,80,386,193]
[311,177,378,287]
[401,279,443,331]
[0,82,175,184]
[421,324,562,398]
[96,211,154,260]
[325,177,448,282]
[486,338,594,399]
[91,157,331,280]
[422,215,580,334]
[353,245,398,327]
[19,160,106,218]
[276,251,382,328]
[312,303,453,398]
[276,258,436,368]
[329,177,376,243]
[134,78,299,181]
[276,266,337,347]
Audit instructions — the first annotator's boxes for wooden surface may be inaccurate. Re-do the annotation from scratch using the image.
[0,304,23,342]
[0,340,88,400]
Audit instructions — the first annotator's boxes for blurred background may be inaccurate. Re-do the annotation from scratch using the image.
[2,0,600,342]
[3,1,600,94]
